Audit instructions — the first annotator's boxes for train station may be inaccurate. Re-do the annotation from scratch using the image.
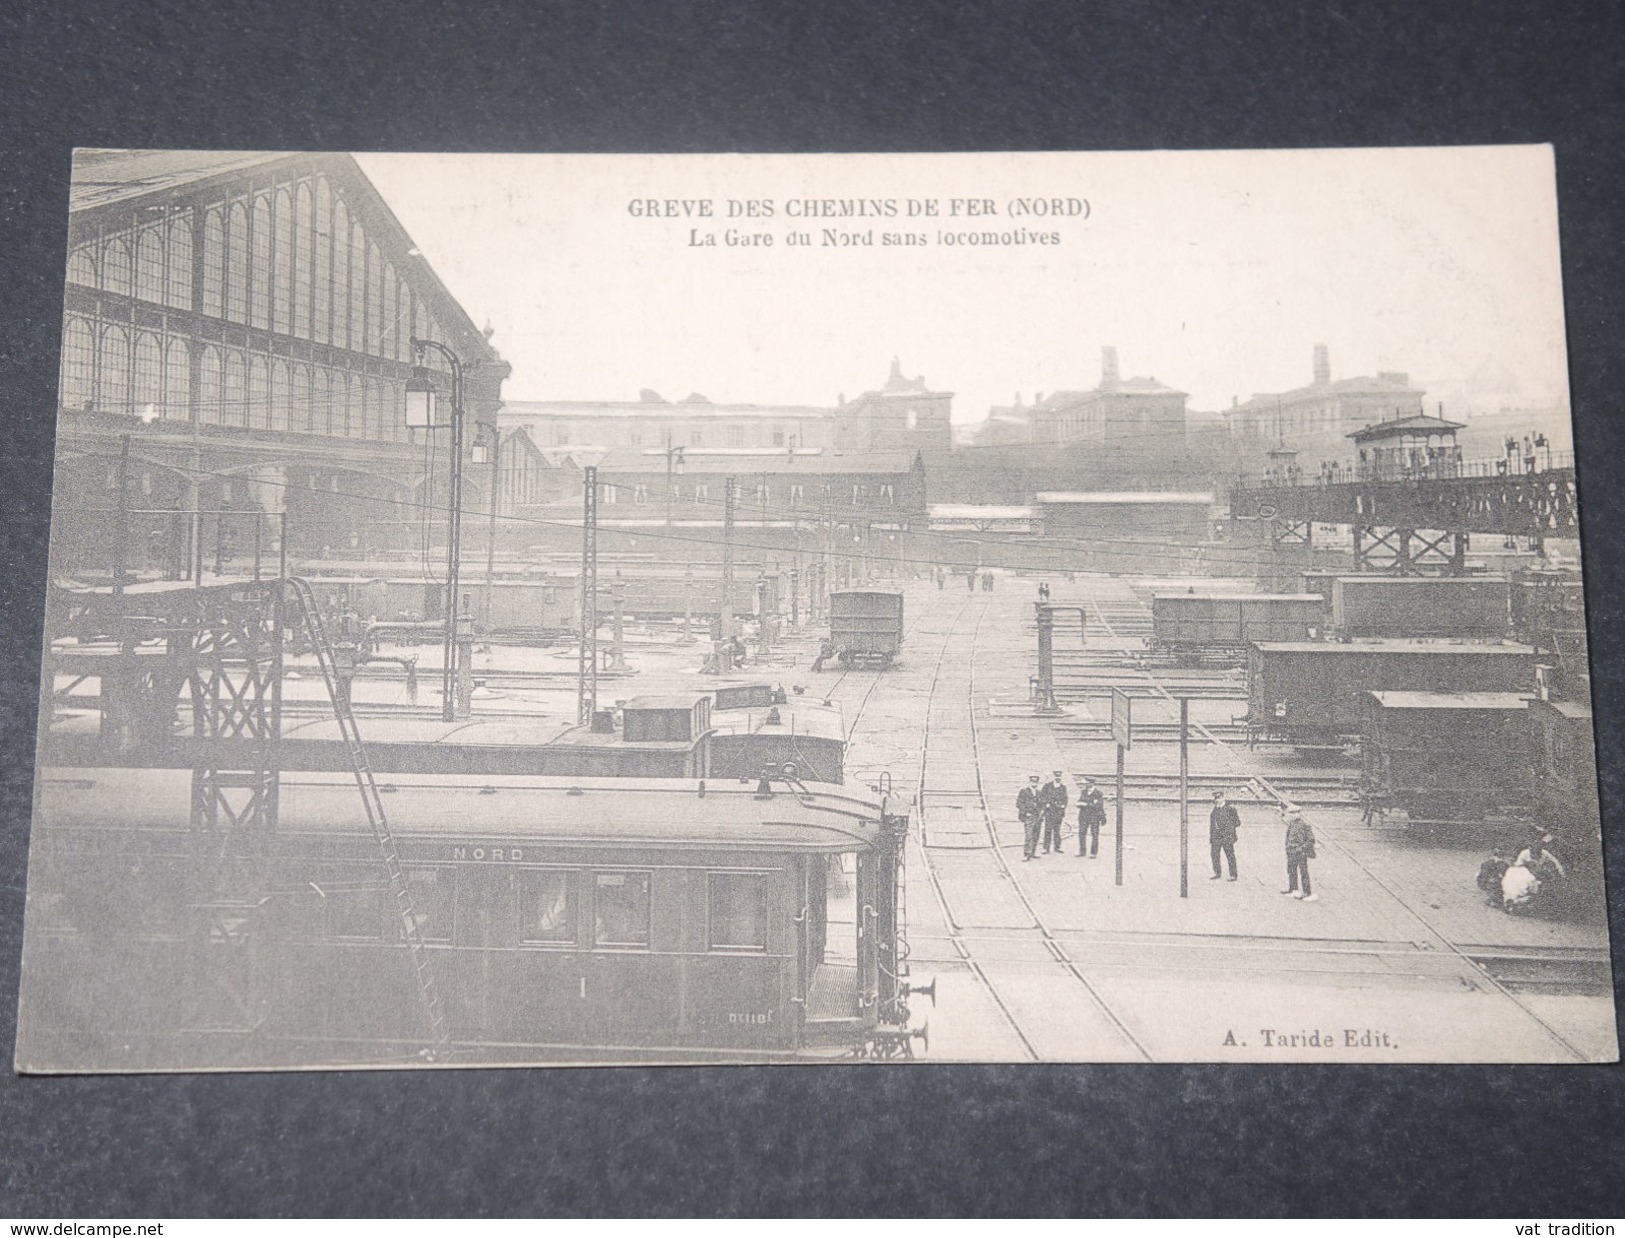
[15,148,1613,1070]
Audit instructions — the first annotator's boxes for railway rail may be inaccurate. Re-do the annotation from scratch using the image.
[1073,580,1597,1061]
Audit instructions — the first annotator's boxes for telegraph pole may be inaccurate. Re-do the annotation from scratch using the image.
[721,475,736,650]
[577,465,599,724]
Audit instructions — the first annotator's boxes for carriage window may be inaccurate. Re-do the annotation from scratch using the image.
[520,869,577,944]
[321,869,387,940]
[708,872,769,952]
[400,867,453,943]
[592,871,650,948]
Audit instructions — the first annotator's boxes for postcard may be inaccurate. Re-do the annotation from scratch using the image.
[16,146,1613,1070]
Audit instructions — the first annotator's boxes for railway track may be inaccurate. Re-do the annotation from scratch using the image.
[1073,579,1598,1061]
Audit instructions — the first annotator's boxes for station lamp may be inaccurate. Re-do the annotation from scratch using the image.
[404,366,440,431]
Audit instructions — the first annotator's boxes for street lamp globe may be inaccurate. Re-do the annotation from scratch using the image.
[404,366,439,430]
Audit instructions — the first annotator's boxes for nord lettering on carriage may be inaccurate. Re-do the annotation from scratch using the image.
[728,1012,774,1025]
[451,846,524,862]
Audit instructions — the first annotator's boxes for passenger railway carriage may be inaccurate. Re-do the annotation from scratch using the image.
[20,771,912,1069]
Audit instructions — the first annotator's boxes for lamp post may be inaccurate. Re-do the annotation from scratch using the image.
[473,425,501,629]
[405,338,468,722]
[665,443,685,527]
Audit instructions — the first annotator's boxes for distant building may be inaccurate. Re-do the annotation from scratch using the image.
[503,391,834,452]
[969,393,1034,446]
[1225,344,1424,444]
[502,359,953,458]
[834,358,954,453]
[1034,491,1215,543]
[1027,347,1188,445]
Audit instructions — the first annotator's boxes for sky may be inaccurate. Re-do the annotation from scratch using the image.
[355,148,1571,424]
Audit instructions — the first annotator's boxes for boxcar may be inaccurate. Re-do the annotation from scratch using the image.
[1150,593,1326,659]
[1528,696,1602,851]
[1359,691,1535,826]
[829,591,905,668]
[1247,640,1537,746]
[19,771,912,1071]
[1330,576,1510,640]
[1511,567,1587,650]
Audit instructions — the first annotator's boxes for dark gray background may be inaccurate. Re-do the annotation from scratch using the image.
[2,0,1622,1217]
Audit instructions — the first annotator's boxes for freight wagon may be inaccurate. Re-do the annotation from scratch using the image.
[1330,576,1510,640]
[1510,567,1587,652]
[1358,691,1535,827]
[1150,593,1326,662]
[828,591,905,668]
[1246,640,1537,747]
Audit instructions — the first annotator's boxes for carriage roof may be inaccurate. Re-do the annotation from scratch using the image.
[37,769,888,853]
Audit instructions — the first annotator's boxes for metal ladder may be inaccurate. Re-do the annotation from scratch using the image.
[284,576,450,1055]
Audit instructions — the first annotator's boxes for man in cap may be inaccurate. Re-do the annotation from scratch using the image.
[1017,774,1043,862]
[1076,776,1107,858]
[1209,790,1241,881]
[1039,769,1070,855]
[1283,808,1317,901]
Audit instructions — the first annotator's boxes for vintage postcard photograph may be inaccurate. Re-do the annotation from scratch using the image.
[15,146,1615,1071]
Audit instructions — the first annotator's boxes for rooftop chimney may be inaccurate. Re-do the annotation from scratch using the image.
[1101,346,1121,389]
[1313,344,1331,386]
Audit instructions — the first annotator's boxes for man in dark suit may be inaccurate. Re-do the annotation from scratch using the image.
[1076,776,1107,858]
[1039,770,1069,855]
[1017,774,1043,862]
[1209,790,1241,881]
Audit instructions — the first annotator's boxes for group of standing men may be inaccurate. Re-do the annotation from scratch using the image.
[1016,772,1109,861]
[1011,778,1320,899]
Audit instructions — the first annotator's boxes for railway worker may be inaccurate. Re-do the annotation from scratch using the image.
[935,568,945,590]
[966,569,977,592]
[1017,774,1044,862]
[811,638,836,672]
[1282,809,1318,901]
[1039,770,1069,855]
[1076,776,1107,858]
[1208,790,1241,882]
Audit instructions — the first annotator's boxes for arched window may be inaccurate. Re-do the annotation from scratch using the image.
[313,368,331,436]
[366,243,382,354]
[197,347,223,425]
[201,210,225,316]
[247,354,270,429]
[98,325,131,415]
[133,332,163,414]
[223,350,247,427]
[273,188,293,334]
[293,182,314,338]
[313,179,332,343]
[349,221,365,350]
[135,229,165,302]
[225,203,249,322]
[251,195,272,329]
[269,359,290,432]
[380,376,402,441]
[163,338,190,421]
[59,316,96,410]
[381,264,398,359]
[103,238,133,297]
[166,217,193,309]
[66,245,96,288]
[289,364,311,433]
[337,372,354,437]
[331,200,350,349]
